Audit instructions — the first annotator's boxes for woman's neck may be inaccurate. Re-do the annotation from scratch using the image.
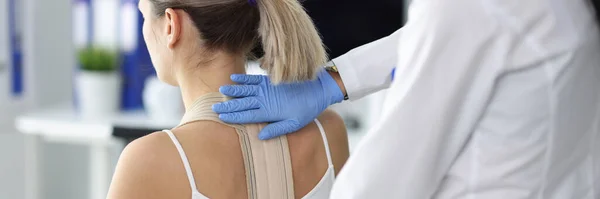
[176,55,246,110]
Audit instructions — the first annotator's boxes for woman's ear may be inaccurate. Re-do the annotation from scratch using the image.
[163,8,182,49]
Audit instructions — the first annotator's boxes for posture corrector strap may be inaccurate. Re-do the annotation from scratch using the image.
[177,93,295,199]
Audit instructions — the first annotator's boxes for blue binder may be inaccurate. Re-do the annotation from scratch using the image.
[120,0,155,110]
[8,0,22,96]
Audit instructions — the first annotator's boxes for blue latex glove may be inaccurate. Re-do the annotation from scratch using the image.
[213,70,345,140]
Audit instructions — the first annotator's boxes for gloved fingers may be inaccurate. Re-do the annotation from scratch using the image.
[219,85,260,97]
[258,120,303,140]
[218,109,266,124]
[230,74,264,85]
[212,97,261,113]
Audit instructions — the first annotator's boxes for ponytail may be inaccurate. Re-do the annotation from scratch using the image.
[148,0,327,83]
[257,0,328,84]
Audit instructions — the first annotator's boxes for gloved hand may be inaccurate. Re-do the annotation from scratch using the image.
[213,69,345,140]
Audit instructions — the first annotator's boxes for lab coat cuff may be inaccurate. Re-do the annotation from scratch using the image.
[333,55,363,100]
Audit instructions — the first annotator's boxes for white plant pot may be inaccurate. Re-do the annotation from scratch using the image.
[77,71,121,119]
[143,76,184,123]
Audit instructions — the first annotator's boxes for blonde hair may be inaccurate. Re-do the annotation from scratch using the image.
[149,0,328,83]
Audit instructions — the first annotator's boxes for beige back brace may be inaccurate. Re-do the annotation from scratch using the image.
[177,93,295,199]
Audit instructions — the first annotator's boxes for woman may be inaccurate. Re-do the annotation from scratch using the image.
[107,0,349,198]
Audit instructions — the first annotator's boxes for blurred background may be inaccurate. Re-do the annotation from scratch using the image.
[0,0,406,198]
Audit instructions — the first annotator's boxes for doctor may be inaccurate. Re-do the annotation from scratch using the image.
[213,0,600,198]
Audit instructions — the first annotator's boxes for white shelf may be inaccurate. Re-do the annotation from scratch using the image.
[15,104,178,144]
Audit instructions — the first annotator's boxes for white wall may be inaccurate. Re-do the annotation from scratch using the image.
[22,0,74,108]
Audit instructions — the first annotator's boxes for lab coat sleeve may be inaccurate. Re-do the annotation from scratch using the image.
[333,29,401,100]
[330,1,510,198]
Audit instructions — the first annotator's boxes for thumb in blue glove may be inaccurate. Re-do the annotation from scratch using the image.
[213,69,345,140]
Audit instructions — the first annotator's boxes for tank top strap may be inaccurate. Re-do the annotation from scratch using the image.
[313,119,334,167]
[162,130,202,195]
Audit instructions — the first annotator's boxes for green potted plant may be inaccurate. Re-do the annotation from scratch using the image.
[76,47,121,118]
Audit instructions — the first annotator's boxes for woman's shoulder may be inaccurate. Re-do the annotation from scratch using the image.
[316,109,350,175]
[109,121,244,198]
[108,131,192,198]
[115,130,181,178]
[119,121,240,170]
[316,109,347,137]
[118,130,182,170]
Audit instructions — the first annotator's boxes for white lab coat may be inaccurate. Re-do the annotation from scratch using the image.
[331,0,600,198]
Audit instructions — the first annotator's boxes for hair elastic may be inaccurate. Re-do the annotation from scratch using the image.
[248,0,257,6]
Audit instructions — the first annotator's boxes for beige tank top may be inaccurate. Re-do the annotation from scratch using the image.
[176,92,295,199]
